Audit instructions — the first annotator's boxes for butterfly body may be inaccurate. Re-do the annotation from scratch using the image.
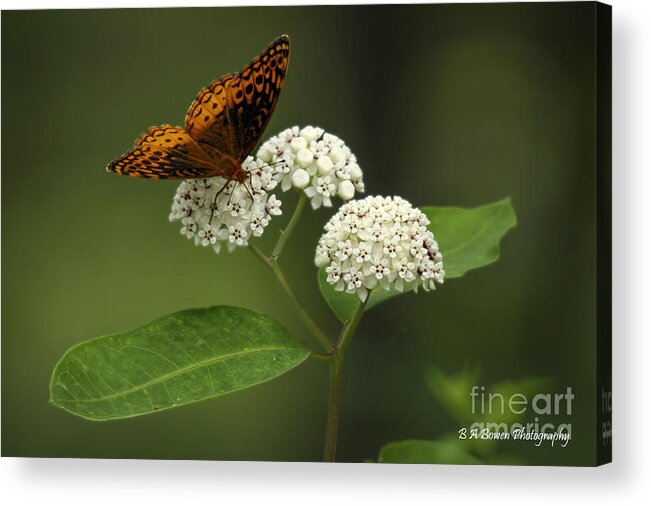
[107,35,290,181]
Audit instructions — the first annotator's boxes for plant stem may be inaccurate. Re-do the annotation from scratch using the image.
[310,352,334,362]
[249,242,334,352]
[249,241,274,269]
[271,261,334,352]
[323,296,368,462]
[272,192,307,260]
[251,193,368,461]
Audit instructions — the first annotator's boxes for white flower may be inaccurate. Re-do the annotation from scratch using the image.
[169,158,282,253]
[180,216,198,239]
[305,176,337,209]
[256,126,365,209]
[315,195,445,301]
[198,224,218,247]
[265,194,282,216]
[249,210,270,237]
[227,223,248,247]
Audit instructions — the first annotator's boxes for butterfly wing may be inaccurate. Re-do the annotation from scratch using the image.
[185,74,238,159]
[108,36,290,179]
[107,125,226,179]
[185,34,290,163]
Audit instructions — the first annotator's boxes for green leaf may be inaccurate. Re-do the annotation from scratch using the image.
[318,198,516,322]
[421,197,516,279]
[50,306,310,421]
[379,439,481,465]
[317,268,402,323]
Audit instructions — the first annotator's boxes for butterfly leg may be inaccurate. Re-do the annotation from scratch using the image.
[241,159,283,209]
[226,183,236,207]
[208,178,232,225]
[242,173,256,207]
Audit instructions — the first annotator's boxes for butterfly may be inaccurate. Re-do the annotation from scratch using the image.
[106,35,290,187]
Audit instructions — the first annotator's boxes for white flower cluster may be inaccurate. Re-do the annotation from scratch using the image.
[169,158,282,253]
[257,126,365,209]
[315,195,445,301]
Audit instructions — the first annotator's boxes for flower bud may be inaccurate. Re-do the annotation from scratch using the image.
[317,155,334,175]
[296,148,314,168]
[291,168,310,189]
[290,136,307,152]
[315,252,330,268]
[329,146,346,164]
[337,180,355,201]
[300,126,322,142]
[257,145,273,163]
[348,162,362,180]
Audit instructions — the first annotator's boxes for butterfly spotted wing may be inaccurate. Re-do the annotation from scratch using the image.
[185,34,290,163]
[107,34,290,179]
[107,125,224,179]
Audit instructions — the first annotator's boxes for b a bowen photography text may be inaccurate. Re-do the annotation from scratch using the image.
[459,385,575,448]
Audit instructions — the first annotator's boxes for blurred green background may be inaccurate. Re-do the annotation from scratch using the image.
[2,3,599,464]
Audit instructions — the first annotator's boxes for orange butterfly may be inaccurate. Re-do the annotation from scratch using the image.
[106,35,290,184]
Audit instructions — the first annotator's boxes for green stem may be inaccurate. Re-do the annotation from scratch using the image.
[249,242,334,352]
[310,352,334,362]
[272,192,307,260]
[249,241,273,269]
[323,296,369,462]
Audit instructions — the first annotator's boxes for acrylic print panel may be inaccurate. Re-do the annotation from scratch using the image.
[1,2,611,466]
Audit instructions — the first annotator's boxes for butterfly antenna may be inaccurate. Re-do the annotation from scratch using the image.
[243,174,256,208]
[248,158,286,172]
[208,179,232,225]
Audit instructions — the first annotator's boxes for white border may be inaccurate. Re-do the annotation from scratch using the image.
[2,0,650,504]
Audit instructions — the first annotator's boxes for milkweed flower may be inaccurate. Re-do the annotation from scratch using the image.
[169,158,282,253]
[315,195,445,301]
[256,126,365,209]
